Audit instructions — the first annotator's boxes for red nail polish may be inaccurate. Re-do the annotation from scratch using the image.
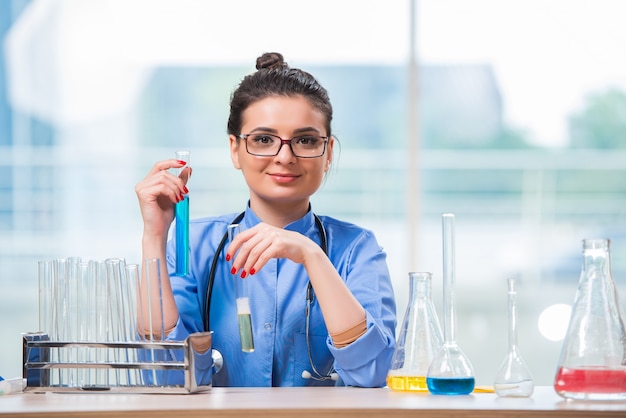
[231,267,236,275]
[241,271,247,278]
[177,160,187,165]
[226,254,231,261]
[249,268,256,275]
[179,193,184,201]
[183,186,189,194]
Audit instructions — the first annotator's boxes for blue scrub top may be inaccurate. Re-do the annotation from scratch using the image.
[164,205,396,387]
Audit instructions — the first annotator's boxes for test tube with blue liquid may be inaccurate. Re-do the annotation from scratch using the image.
[228,224,254,353]
[174,151,190,276]
[426,213,475,395]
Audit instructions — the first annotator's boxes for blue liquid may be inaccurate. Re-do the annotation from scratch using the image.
[426,377,475,395]
[174,195,189,275]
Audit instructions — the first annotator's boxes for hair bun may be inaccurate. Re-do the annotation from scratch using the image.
[256,52,288,70]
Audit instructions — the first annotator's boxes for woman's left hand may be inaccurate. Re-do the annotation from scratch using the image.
[227,222,366,339]
[226,223,324,277]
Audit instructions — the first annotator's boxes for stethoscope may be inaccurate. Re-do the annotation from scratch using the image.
[204,211,338,382]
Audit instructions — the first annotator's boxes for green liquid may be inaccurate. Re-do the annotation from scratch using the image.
[237,313,254,353]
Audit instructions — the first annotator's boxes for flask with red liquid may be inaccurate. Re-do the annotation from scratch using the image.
[554,238,626,400]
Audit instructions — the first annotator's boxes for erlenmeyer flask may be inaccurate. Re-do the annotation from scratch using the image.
[554,238,626,400]
[494,277,534,397]
[387,272,443,391]
[426,213,475,395]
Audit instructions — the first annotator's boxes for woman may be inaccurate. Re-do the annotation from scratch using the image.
[135,52,396,387]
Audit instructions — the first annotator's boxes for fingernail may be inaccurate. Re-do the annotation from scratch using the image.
[179,193,184,201]
[240,271,247,278]
[230,267,236,275]
[249,268,256,275]
[183,186,189,194]
[177,160,187,165]
[226,254,231,262]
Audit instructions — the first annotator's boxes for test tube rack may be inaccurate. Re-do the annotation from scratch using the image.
[22,331,218,394]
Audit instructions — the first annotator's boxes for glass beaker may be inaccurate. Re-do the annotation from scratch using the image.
[554,238,626,401]
[387,272,443,391]
[426,213,475,395]
[174,150,190,276]
[494,277,534,397]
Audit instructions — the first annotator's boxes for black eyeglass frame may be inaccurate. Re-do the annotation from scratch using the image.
[238,133,329,158]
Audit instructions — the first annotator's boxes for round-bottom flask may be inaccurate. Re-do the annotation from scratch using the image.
[554,238,626,400]
[387,272,443,391]
[426,213,475,395]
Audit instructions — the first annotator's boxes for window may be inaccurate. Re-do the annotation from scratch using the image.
[2,0,626,386]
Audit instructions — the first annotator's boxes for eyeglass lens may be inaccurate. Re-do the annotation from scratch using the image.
[244,134,326,157]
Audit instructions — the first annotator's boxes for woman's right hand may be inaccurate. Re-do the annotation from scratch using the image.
[135,159,191,239]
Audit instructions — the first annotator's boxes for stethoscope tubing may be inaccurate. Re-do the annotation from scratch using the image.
[202,210,334,381]
[204,211,245,331]
[203,211,327,332]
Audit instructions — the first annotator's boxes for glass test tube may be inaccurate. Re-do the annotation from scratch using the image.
[38,260,53,337]
[76,261,90,388]
[143,258,165,341]
[53,258,68,386]
[229,224,254,353]
[144,258,165,385]
[107,258,130,386]
[124,263,143,386]
[92,260,108,386]
[174,150,190,276]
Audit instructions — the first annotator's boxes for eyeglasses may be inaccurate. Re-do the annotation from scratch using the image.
[239,133,329,158]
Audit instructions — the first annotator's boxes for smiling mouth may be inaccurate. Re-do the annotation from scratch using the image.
[270,173,299,178]
[269,173,300,182]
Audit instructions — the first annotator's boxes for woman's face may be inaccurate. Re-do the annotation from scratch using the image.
[230,95,333,210]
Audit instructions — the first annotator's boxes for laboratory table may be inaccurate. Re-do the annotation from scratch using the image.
[1,386,626,417]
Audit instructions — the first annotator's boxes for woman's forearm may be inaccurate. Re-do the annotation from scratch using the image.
[304,250,366,337]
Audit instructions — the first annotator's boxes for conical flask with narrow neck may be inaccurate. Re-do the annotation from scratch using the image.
[387,272,443,391]
[554,238,626,400]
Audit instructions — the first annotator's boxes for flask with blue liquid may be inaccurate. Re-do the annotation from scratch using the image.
[426,213,475,395]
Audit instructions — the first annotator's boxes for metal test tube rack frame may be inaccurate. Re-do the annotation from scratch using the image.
[22,331,219,394]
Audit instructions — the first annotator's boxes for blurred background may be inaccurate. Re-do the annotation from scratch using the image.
[2,0,626,386]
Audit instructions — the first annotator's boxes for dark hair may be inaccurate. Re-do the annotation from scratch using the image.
[227,52,333,137]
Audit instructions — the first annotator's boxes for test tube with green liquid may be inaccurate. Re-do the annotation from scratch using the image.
[228,224,254,353]
[174,151,190,276]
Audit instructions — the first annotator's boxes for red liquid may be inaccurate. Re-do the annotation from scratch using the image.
[555,367,626,393]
